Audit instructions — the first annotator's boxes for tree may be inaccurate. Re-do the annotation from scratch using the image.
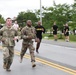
[17,10,38,27]
[68,0,76,30]
[0,14,5,23]
[71,0,76,22]
[41,3,72,30]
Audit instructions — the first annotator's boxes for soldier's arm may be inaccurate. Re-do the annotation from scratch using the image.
[0,27,4,41]
[13,29,20,42]
[32,27,36,39]
[15,30,18,36]
[21,28,29,39]
[42,26,45,33]
[34,28,36,39]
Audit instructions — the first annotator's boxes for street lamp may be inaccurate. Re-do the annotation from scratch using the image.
[40,0,42,25]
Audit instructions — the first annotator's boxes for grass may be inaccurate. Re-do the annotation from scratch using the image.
[69,35,76,42]
[42,33,76,42]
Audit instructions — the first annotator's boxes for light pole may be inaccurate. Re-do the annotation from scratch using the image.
[40,0,42,25]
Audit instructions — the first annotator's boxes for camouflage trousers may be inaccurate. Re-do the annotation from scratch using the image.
[3,46,14,69]
[20,43,35,62]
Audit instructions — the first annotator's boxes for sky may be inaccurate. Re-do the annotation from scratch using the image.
[0,0,74,19]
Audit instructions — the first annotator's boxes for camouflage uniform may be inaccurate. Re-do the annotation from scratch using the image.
[0,26,18,69]
[20,25,36,62]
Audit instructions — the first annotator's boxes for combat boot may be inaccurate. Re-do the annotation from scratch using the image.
[20,57,23,63]
[6,68,11,72]
[6,64,11,72]
[36,50,39,54]
[3,63,7,69]
[32,62,36,68]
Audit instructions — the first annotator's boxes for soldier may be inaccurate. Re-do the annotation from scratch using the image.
[0,17,19,72]
[35,21,45,53]
[20,20,36,67]
[52,22,58,41]
[64,23,69,42]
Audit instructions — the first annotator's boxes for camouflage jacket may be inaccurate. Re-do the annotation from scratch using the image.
[21,25,36,44]
[0,26,18,47]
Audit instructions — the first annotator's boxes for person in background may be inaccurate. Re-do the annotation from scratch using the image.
[12,21,20,42]
[35,21,45,53]
[52,22,58,41]
[12,21,19,31]
[64,23,69,42]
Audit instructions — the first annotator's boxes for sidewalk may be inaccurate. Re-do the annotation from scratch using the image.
[42,39,76,48]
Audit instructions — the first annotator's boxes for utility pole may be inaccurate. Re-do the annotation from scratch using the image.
[40,0,42,25]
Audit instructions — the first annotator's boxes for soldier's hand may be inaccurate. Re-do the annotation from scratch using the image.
[1,38,5,42]
[42,28,44,31]
[35,38,40,43]
[13,37,19,41]
[27,36,32,39]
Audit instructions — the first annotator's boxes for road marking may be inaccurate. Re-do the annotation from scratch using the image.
[0,46,76,75]
[15,51,76,75]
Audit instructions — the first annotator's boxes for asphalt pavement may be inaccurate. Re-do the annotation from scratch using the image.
[0,39,76,75]
[42,39,76,48]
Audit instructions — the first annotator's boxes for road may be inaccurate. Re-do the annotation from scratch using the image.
[0,39,76,75]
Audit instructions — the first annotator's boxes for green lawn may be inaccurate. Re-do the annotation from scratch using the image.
[42,33,76,42]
